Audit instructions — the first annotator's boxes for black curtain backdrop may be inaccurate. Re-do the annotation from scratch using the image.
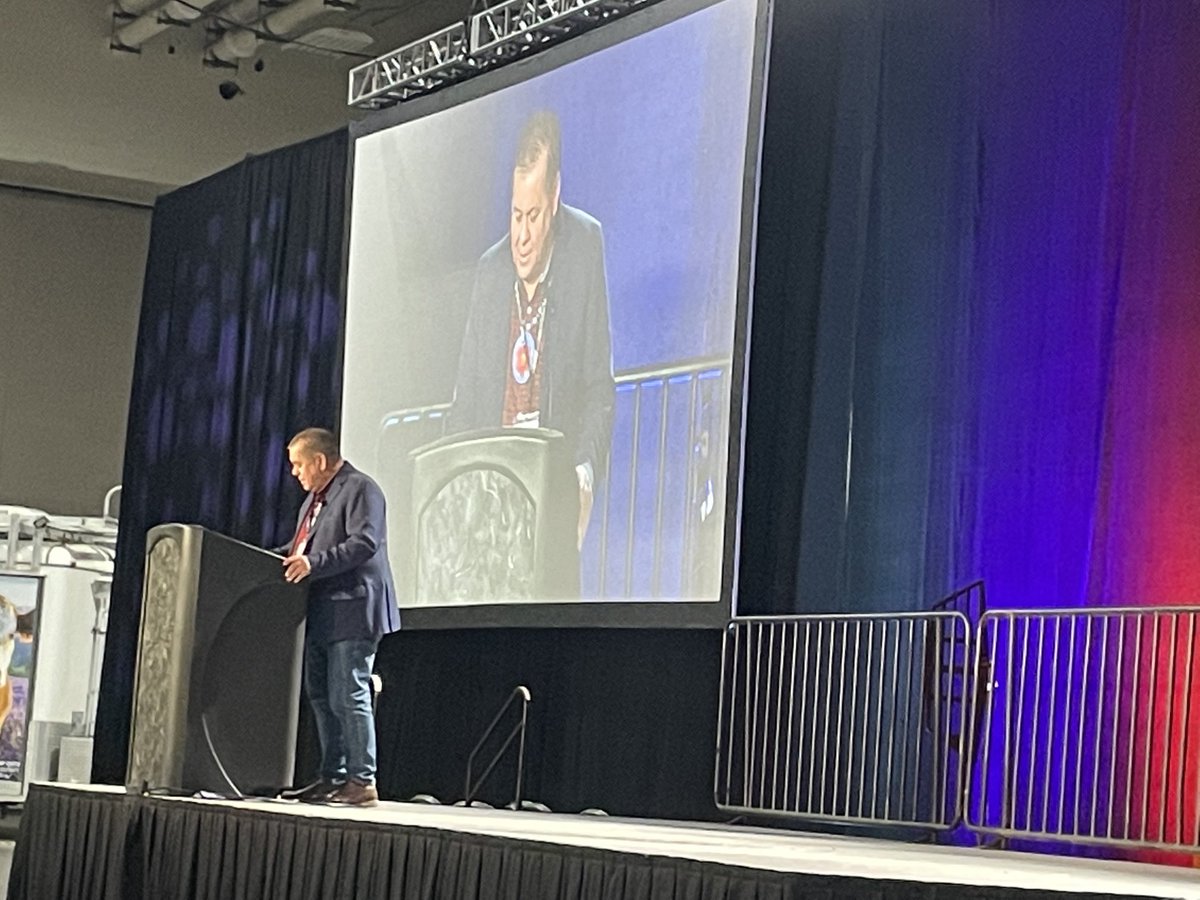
[92,0,919,822]
[93,130,350,784]
[735,0,837,616]
[373,629,722,819]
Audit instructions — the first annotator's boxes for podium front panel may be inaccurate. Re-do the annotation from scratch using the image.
[410,428,579,605]
[127,524,306,795]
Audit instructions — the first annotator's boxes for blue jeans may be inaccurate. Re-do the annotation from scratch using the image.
[304,634,379,784]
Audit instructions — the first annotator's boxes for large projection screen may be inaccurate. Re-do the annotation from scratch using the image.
[342,0,770,628]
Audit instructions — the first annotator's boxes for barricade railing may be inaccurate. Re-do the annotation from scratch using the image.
[965,606,1200,850]
[715,612,971,830]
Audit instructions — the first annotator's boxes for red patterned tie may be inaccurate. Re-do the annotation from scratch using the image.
[289,491,323,555]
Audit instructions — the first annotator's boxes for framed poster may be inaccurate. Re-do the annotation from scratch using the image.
[0,572,42,795]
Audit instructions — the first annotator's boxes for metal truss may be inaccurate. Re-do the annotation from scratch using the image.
[348,0,659,109]
[347,21,476,108]
[470,0,649,60]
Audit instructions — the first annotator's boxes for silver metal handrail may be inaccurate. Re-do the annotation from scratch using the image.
[464,685,532,809]
[715,612,971,830]
[965,605,1200,850]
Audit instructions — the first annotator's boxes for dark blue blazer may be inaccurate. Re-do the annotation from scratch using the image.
[291,462,401,644]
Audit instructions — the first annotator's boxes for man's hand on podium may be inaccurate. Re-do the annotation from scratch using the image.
[283,554,313,583]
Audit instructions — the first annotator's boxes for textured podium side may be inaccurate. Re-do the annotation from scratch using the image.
[127,526,197,793]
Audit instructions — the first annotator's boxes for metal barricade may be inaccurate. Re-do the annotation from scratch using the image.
[715,613,970,829]
[966,606,1200,850]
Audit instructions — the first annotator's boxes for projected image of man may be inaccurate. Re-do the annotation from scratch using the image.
[453,110,615,550]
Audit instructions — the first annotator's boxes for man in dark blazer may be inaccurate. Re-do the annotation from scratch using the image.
[452,110,615,551]
[278,427,400,808]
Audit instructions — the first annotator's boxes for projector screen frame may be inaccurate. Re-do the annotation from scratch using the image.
[342,0,773,629]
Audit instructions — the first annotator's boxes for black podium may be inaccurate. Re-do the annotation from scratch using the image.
[409,427,579,604]
[126,524,307,796]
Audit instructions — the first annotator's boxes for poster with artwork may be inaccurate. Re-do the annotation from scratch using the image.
[0,573,40,788]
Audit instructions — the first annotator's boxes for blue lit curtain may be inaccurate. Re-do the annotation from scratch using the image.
[92,130,348,782]
[741,0,1200,619]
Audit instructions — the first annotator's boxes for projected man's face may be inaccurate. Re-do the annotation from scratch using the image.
[510,151,560,291]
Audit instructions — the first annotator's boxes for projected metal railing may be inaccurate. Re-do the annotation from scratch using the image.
[596,357,729,600]
[376,356,730,600]
[966,606,1200,850]
[715,613,971,829]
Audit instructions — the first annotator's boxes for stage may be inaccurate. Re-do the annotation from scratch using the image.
[6,784,1198,899]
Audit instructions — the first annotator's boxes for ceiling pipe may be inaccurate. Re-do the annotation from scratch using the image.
[112,0,167,17]
[195,0,262,63]
[215,0,264,24]
[111,0,224,52]
[205,0,354,66]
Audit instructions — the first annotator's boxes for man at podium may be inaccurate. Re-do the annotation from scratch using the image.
[278,427,400,808]
[452,110,615,550]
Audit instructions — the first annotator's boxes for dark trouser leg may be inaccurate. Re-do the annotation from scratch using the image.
[304,632,347,782]
[326,638,379,784]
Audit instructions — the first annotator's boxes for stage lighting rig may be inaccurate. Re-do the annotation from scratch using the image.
[347,0,660,109]
[347,21,476,109]
[470,0,650,61]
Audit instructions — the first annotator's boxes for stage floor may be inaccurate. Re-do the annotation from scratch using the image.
[13,783,1199,899]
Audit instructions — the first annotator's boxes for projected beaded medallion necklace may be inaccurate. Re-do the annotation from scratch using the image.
[511,276,549,386]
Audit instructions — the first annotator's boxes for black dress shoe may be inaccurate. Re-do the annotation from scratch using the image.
[325,780,379,808]
[280,779,342,803]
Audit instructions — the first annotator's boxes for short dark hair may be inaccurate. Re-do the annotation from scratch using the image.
[288,427,341,461]
[514,110,561,193]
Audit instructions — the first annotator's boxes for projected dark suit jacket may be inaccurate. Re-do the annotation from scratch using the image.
[289,462,402,644]
[452,203,615,476]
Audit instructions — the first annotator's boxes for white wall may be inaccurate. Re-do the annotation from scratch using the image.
[0,185,150,514]
[0,0,472,512]
[0,0,469,192]
[0,0,354,190]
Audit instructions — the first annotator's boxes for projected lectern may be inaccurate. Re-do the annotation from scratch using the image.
[410,427,579,604]
[126,524,307,796]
